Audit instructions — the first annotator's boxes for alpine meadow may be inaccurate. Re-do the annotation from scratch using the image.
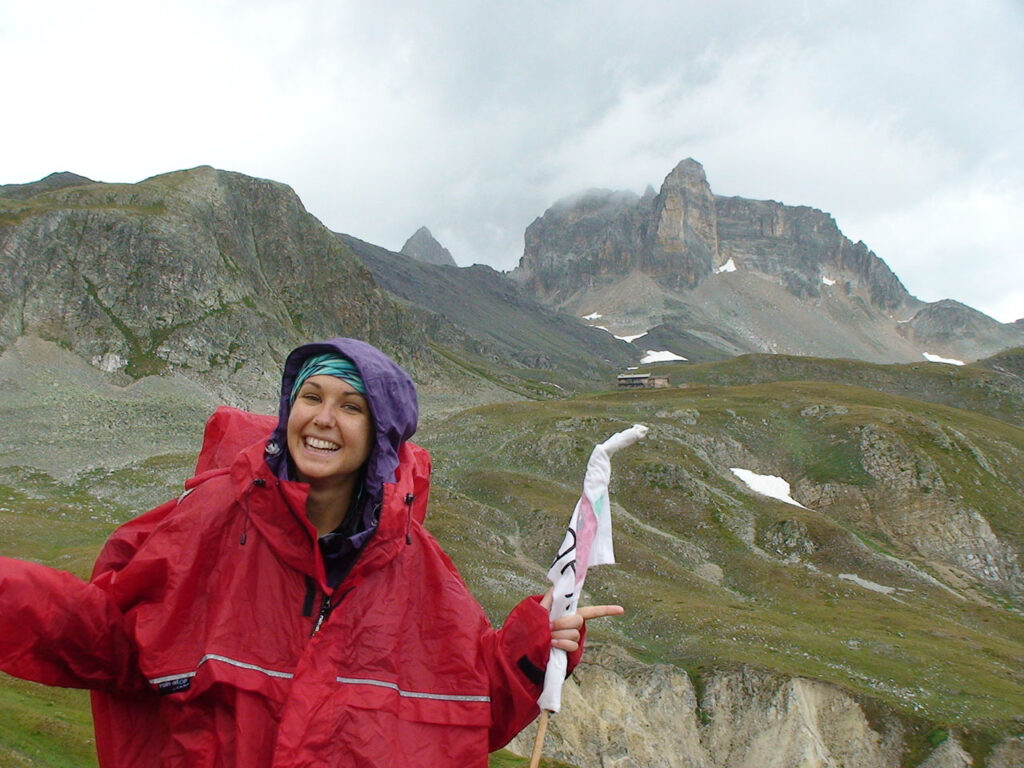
[1,165,1022,767]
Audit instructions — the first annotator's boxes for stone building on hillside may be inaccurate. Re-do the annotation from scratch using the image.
[617,372,670,389]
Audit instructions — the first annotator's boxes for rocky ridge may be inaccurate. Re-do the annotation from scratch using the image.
[0,168,647,413]
[0,166,434,407]
[508,647,1024,768]
[338,232,635,380]
[512,159,1023,364]
[400,225,458,267]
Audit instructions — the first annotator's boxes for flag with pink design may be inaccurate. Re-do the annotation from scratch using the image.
[538,423,648,713]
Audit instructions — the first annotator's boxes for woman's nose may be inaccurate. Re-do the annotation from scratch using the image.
[312,404,333,427]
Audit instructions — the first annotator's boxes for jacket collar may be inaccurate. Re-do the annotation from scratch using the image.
[233,439,431,594]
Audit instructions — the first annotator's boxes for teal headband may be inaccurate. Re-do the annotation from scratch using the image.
[290,353,366,404]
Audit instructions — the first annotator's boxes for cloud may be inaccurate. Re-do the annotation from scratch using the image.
[852,175,1024,321]
[1,0,1021,320]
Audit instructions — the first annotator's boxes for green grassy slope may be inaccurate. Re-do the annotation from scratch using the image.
[1,364,1022,765]
[0,472,138,767]
[637,349,1024,427]
[420,381,1024,758]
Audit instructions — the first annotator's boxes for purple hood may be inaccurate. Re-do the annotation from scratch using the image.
[263,338,418,575]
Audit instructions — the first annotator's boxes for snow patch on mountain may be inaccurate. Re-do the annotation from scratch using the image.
[730,468,807,508]
[839,573,896,595]
[923,352,965,366]
[641,350,687,363]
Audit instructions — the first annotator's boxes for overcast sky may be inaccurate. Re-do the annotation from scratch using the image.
[3,0,1022,322]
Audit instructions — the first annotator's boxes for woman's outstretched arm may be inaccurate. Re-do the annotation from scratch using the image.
[0,557,143,691]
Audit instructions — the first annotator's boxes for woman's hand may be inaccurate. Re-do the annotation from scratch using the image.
[540,589,624,653]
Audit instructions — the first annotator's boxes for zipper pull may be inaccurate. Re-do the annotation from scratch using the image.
[312,594,332,636]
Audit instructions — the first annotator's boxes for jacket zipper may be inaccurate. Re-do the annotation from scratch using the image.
[311,593,332,636]
[310,586,351,636]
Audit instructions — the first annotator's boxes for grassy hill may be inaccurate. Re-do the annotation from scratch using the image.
[626,348,1024,428]
[423,383,1023,719]
[1,351,1023,766]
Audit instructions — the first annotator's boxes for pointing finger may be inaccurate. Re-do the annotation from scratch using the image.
[577,604,625,621]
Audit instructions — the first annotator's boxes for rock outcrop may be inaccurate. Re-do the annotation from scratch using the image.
[512,158,1024,364]
[0,168,446,405]
[507,646,1020,768]
[513,158,908,311]
[400,225,458,267]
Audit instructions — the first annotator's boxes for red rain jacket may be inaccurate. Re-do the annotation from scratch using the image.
[0,407,569,767]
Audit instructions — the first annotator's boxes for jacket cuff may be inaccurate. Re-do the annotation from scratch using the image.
[509,595,587,686]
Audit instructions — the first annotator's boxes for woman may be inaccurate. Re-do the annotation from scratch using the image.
[0,337,621,767]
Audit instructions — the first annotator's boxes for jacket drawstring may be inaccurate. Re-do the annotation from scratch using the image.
[241,478,266,545]
[404,493,415,545]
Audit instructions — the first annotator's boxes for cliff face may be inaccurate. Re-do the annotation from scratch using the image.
[515,158,909,310]
[714,195,909,311]
[518,188,651,301]
[646,160,719,287]
[512,158,1022,363]
[508,647,1024,768]
[517,161,726,298]
[0,167,442,405]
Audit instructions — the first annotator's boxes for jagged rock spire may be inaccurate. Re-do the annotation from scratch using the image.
[400,226,457,267]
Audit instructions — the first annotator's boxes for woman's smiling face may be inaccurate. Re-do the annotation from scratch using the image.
[287,374,373,488]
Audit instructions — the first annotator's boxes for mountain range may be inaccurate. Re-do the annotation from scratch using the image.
[511,158,1023,365]
[1,163,1022,768]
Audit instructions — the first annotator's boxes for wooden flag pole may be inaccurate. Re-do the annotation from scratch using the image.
[528,710,551,768]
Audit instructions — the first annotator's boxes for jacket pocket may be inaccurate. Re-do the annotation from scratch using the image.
[335,675,491,727]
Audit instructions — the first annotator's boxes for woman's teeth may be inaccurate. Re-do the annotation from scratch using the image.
[305,437,340,451]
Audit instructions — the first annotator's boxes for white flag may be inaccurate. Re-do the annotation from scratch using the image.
[538,423,648,713]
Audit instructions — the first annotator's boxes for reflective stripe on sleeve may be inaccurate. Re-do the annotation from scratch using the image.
[149,653,295,685]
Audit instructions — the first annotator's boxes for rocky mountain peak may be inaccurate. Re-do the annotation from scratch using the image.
[646,157,719,285]
[0,171,96,200]
[400,226,457,267]
[0,166,433,405]
[512,157,1023,363]
[663,156,708,185]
